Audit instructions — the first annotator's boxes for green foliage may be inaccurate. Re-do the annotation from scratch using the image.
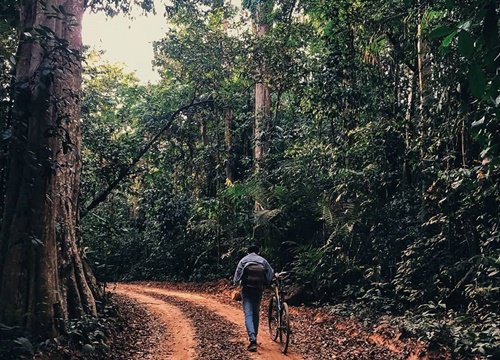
[79,0,499,356]
[428,0,499,163]
[85,0,155,16]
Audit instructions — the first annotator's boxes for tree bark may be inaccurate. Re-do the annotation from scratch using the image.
[0,0,97,339]
[253,1,272,172]
[254,82,270,166]
[200,117,209,147]
[416,3,431,220]
[253,1,272,212]
[416,17,430,159]
[403,70,415,185]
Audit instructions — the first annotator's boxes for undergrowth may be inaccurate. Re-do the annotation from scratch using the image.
[0,296,118,360]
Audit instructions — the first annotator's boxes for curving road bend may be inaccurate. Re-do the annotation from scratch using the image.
[114,283,303,360]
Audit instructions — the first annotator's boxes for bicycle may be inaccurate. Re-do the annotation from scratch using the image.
[267,271,291,354]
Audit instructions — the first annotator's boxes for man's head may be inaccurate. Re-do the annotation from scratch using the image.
[248,244,260,254]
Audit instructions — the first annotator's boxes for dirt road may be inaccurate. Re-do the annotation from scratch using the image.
[114,283,303,360]
[112,282,444,360]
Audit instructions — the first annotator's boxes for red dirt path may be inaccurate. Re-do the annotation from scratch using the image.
[112,282,457,360]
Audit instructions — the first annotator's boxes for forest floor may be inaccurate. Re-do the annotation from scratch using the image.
[109,281,463,360]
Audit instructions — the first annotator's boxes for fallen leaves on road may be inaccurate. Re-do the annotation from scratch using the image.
[107,295,169,360]
[145,292,252,360]
[132,281,459,360]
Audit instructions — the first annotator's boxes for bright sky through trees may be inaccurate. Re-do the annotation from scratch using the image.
[82,7,167,83]
[82,1,242,83]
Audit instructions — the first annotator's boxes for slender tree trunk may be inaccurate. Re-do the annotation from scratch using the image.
[253,1,272,212]
[253,1,271,172]
[417,22,424,134]
[200,117,211,195]
[403,70,415,185]
[0,0,97,339]
[416,4,431,220]
[200,118,209,147]
[254,83,270,166]
[416,18,430,160]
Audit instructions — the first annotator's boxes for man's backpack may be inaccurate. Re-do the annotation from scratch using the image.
[242,262,267,291]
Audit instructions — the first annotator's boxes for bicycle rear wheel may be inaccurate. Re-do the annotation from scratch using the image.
[279,302,291,354]
[268,296,279,341]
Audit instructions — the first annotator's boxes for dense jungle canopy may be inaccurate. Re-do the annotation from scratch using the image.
[0,0,498,358]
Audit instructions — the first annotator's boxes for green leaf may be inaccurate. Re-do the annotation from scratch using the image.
[442,31,457,47]
[471,117,485,127]
[429,25,455,39]
[468,65,487,98]
[458,31,475,58]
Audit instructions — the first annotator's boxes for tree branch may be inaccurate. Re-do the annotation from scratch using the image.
[81,99,212,218]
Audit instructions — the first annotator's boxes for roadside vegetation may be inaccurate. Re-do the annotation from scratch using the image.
[0,0,498,358]
[79,1,499,358]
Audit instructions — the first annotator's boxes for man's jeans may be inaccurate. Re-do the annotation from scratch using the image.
[241,288,263,342]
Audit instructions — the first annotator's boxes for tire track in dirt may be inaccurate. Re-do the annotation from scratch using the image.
[114,287,196,360]
[118,283,303,360]
[146,292,252,360]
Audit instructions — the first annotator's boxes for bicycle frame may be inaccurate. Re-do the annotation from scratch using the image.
[273,277,284,310]
[268,272,291,354]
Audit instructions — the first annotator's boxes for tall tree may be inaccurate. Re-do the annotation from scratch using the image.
[246,0,273,213]
[0,0,96,338]
[251,0,273,172]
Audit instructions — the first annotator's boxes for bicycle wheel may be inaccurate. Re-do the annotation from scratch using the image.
[279,302,291,354]
[268,296,279,341]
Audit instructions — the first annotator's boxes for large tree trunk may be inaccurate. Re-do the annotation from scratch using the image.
[0,0,97,339]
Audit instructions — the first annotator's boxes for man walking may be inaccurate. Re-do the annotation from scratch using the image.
[233,244,274,352]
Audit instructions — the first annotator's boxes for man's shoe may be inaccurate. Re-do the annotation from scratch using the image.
[247,341,257,352]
